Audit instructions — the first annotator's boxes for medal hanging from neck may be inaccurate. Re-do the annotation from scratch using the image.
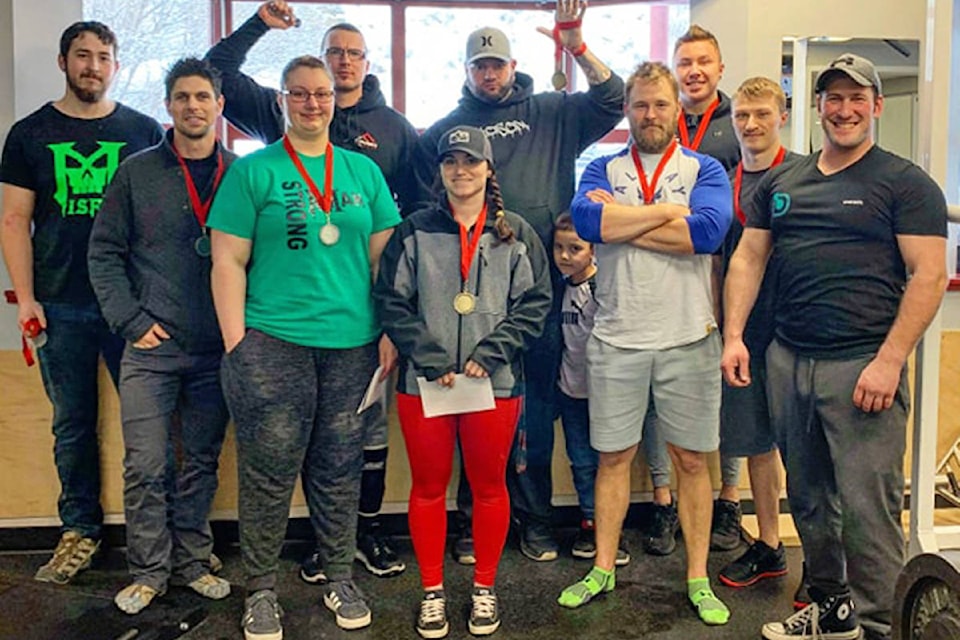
[173,144,224,257]
[451,202,488,315]
[677,96,720,151]
[733,146,786,224]
[283,134,336,245]
[631,139,678,204]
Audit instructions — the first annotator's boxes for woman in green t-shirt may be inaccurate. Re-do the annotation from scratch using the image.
[207,54,400,640]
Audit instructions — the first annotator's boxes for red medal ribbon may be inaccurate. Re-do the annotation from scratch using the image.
[678,97,720,151]
[283,135,334,214]
[172,145,225,227]
[733,146,786,224]
[453,203,488,283]
[21,318,42,367]
[630,139,678,204]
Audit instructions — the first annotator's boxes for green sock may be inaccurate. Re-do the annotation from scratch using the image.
[557,566,615,609]
[688,577,730,625]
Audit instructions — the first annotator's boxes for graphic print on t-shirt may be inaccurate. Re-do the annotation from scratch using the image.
[47,140,126,217]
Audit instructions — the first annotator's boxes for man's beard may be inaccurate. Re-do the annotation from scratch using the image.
[632,123,675,154]
[67,73,107,103]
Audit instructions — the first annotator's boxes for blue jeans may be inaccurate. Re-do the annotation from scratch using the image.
[37,301,123,540]
[558,392,597,520]
[506,312,562,528]
[119,341,228,591]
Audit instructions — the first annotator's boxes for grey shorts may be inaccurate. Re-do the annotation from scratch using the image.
[587,332,721,453]
[720,356,777,458]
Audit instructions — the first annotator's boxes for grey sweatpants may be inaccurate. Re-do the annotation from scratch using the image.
[766,338,908,640]
[221,329,377,591]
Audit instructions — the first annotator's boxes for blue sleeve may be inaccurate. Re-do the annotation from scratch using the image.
[686,155,733,254]
[570,158,610,244]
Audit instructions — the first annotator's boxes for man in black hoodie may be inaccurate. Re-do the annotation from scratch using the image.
[414,0,624,565]
[204,1,421,216]
[204,0,415,581]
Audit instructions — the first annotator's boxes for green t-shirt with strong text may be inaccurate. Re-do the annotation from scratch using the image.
[208,140,400,348]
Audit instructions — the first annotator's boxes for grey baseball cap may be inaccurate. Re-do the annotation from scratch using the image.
[815,53,883,95]
[465,27,512,65]
[436,126,494,166]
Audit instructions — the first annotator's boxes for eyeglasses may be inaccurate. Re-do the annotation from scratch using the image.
[282,88,335,103]
[325,47,366,61]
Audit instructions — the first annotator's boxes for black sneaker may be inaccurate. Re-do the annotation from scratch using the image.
[710,499,743,551]
[469,587,501,636]
[356,532,406,577]
[454,525,476,565]
[299,550,328,585]
[416,590,449,639]
[571,520,596,559]
[719,540,788,587]
[794,562,812,611]
[761,593,861,639]
[323,579,372,630]
[643,502,679,556]
[520,522,558,562]
[241,589,283,640]
[570,520,629,565]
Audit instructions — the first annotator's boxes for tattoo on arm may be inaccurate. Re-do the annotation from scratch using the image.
[575,49,612,85]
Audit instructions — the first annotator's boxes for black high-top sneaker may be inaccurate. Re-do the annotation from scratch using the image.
[762,592,861,640]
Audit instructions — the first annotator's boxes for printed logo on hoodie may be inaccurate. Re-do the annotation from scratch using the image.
[355,132,379,150]
[482,120,530,140]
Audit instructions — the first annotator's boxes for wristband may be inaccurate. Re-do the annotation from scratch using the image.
[569,42,588,57]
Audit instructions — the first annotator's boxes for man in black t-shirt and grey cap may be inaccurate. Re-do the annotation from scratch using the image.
[722,53,947,640]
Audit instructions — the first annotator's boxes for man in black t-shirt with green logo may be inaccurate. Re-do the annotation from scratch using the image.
[0,21,163,585]
[722,54,947,640]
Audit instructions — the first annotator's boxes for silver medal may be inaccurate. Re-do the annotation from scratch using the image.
[319,223,340,246]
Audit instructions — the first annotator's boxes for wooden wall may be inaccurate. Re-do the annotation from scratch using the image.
[3,331,960,523]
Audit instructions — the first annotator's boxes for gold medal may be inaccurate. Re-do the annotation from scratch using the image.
[453,291,476,315]
[551,70,567,91]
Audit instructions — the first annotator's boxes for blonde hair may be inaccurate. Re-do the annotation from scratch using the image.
[624,61,679,104]
[733,77,787,113]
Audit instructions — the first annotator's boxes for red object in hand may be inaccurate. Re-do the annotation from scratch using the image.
[22,318,47,366]
[23,318,43,339]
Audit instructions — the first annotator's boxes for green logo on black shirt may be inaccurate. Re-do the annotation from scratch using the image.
[47,141,126,217]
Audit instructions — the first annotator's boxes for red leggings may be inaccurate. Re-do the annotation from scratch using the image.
[397,393,522,589]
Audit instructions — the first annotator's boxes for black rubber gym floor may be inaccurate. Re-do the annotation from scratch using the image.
[0,527,801,640]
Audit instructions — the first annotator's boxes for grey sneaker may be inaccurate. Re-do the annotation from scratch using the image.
[242,589,283,640]
[469,586,501,635]
[520,523,558,562]
[35,531,100,584]
[416,590,449,638]
[323,580,372,630]
[209,552,223,574]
